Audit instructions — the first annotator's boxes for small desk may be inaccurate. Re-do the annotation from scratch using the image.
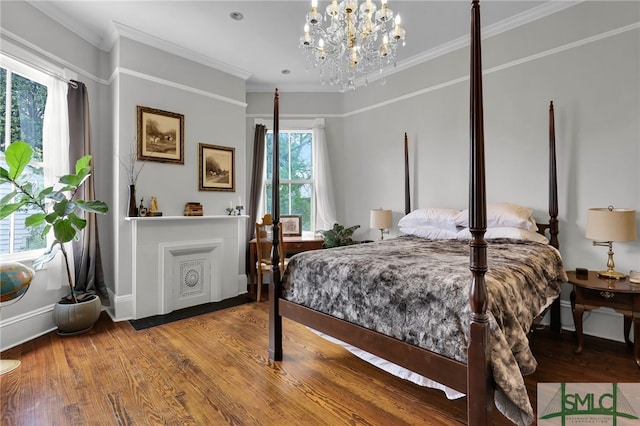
[248,235,324,296]
[568,270,640,367]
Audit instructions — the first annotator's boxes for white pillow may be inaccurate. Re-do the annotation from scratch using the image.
[455,227,549,244]
[455,203,537,231]
[398,208,461,232]
[399,226,459,240]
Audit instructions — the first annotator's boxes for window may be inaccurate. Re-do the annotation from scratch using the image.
[0,56,50,256]
[264,130,314,232]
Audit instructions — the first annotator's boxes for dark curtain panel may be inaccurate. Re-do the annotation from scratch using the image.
[246,124,267,274]
[67,80,109,305]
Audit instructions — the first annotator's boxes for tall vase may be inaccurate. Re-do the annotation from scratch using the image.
[128,184,137,217]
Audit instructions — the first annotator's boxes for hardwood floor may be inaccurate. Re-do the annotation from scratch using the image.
[2,302,639,425]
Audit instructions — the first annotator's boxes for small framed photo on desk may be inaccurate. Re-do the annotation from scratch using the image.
[280,215,302,236]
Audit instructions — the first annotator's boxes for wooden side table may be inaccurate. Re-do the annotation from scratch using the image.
[568,270,640,367]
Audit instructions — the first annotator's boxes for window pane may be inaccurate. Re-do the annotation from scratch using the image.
[0,165,46,253]
[265,183,272,213]
[11,73,47,162]
[290,133,312,180]
[279,183,290,213]
[265,133,273,180]
[290,183,312,231]
[279,133,289,180]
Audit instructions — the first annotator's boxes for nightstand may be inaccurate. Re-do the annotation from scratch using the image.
[568,270,640,367]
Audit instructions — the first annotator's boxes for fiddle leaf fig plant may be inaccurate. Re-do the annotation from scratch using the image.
[317,223,361,248]
[0,141,109,303]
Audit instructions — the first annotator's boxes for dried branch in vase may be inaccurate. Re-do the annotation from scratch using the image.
[118,138,145,185]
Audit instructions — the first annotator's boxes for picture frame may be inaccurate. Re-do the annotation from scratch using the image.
[198,143,235,192]
[280,215,302,236]
[137,106,184,164]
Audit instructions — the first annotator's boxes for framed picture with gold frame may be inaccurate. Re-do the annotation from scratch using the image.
[198,143,235,192]
[137,106,184,164]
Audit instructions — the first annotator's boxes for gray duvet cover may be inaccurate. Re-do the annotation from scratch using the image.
[281,235,567,426]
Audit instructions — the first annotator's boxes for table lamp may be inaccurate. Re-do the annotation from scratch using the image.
[585,206,637,279]
[370,209,392,240]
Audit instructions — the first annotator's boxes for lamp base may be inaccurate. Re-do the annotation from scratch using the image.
[596,269,626,280]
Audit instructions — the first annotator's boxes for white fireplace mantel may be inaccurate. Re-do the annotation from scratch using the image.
[125,215,248,319]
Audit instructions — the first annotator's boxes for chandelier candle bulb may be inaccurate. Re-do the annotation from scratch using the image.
[394,15,403,39]
[331,0,338,15]
[379,0,389,21]
[304,24,310,44]
[365,0,373,13]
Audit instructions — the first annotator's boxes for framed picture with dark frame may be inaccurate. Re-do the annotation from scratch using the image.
[198,143,235,192]
[137,106,184,164]
[280,215,302,236]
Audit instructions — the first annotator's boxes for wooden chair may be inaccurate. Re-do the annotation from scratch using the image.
[255,214,289,302]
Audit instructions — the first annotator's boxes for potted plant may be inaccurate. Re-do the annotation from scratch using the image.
[316,223,361,248]
[0,141,109,334]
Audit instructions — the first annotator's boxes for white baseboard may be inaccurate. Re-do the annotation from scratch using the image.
[105,288,134,322]
[0,304,57,352]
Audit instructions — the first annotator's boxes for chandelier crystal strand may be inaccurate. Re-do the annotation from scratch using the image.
[300,0,405,91]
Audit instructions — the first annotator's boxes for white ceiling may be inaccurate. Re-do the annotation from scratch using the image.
[26,1,577,92]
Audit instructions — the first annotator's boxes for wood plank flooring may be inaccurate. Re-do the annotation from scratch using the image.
[2,302,639,425]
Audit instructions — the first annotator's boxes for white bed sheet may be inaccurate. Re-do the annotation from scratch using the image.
[308,294,556,401]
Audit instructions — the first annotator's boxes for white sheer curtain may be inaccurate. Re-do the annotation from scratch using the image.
[42,77,69,187]
[313,119,337,231]
[41,77,69,290]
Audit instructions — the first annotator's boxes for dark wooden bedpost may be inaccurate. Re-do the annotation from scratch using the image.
[269,88,283,361]
[467,1,491,424]
[548,101,559,250]
[404,132,411,215]
[548,101,561,332]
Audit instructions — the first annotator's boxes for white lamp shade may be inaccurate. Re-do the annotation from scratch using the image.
[370,209,392,230]
[586,208,637,242]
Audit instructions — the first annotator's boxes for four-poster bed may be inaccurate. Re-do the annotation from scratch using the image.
[268,2,565,425]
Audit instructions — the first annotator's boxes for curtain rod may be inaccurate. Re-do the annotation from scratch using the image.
[1,50,78,89]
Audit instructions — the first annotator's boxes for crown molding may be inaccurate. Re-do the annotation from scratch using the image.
[113,21,252,81]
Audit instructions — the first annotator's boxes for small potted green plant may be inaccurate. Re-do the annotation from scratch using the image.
[316,223,361,248]
[0,141,109,334]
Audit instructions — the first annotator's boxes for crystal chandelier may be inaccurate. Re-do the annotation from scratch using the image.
[300,0,406,91]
